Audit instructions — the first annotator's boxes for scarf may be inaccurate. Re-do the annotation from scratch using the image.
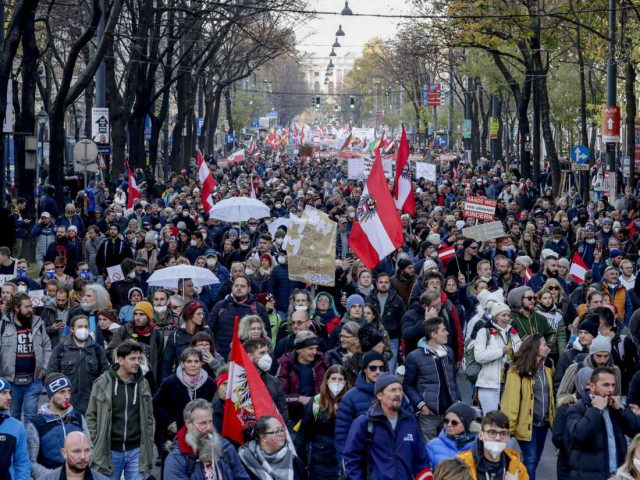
[132,322,157,336]
[183,370,203,390]
[238,440,294,480]
[357,283,374,296]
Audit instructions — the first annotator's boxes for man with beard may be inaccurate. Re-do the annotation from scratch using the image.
[44,226,79,276]
[39,431,109,480]
[445,238,481,284]
[599,266,633,325]
[494,256,524,295]
[95,224,133,275]
[391,258,416,308]
[86,341,154,479]
[343,373,430,480]
[0,378,30,480]
[26,374,91,477]
[106,301,164,392]
[527,250,568,293]
[0,292,52,425]
[164,399,249,480]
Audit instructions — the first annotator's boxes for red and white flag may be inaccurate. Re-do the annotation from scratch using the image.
[198,150,216,214]
[438,245,456,261]
[222,317,289,445]
[393,126,415,215]
[569,252,588,284]
[228,149,245,163]
[348,154,403,270]
[525,267,533,283]
[248,139,257,154]
[127,165,141,209]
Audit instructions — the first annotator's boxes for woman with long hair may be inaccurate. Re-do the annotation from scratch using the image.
[238,314,273,351]
[609,433,640,480]
[295,365,350,479]
[535,287,565,358]
[500,334,555,480]
[518,228,540,260]
[543,278,577,350]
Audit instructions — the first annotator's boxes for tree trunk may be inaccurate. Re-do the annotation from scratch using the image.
[127,113,147,169]
[625,59,636,189]
[224,88,233,136]
[538,68,561,196]
[207,88,223,152]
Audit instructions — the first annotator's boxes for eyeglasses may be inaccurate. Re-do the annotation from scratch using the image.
[483,429,510,440]
[264,428,286,436]
[444,418,461,427]
[548,286,560,291]
[522,296,535,301]
[291,321,308,327]
[55,265,65,269]
[367,365,385,372]
[171,305,182,311]
[240,241,250,245]
[247,222,258,226]
[339,334,354,340]
[468,246,478,250]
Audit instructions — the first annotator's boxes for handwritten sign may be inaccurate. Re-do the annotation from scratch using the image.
[347,157,394,180]
[462,196,497,221]
[462,221,506,242]
[285,206,336,286]
[0,274,12,287]
[415,163,437,182]
[107,265,124,283]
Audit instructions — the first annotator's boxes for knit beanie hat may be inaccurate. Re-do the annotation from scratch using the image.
[361,351,386,370]
[507,286,530,309]
[98,309,118,325]
[575,367,593,399]
[0,377,10,394]
[397,258,413,272]
[144,231,157,244]
[374,372,401,396]
[346,294,365,312]
[427,233,441,245]
[255,293,274,307]
[490,302,511,318]
[589,335,612,354]
[578,317,600,338]
[133,301,153,320]
[462,238,476,249]
[558,258,570,270]
[477,289,493,309]
[515,255,533,268]
[446,403,478,431]
[128,287,143,300]
[358,324,384,353]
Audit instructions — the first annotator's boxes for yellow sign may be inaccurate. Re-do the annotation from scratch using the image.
[490,117,499,139]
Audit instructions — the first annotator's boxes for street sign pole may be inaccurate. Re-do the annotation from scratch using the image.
[84,141,88,215]
[606,0,617,197]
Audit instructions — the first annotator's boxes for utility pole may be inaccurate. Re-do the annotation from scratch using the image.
[448,50,453,148]
[606,0,617,196]
[430,71,437,139]
[464,77,473,163]
[491,95,500,164]
[532,0,541,186]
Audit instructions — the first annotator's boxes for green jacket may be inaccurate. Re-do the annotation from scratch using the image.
[85,365,155,474]
[510,310,556,346]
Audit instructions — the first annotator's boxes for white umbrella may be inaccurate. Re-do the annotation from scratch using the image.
[209,197,271,222]
[146,265,219,288]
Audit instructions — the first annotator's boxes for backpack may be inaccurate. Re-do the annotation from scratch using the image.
[462,326,491,384]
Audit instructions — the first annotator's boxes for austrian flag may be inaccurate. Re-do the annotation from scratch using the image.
[569,252,588,284]
[438,245,456,261]
[198,150,216,213]
[127,166,140,209]
[525,267,533,283]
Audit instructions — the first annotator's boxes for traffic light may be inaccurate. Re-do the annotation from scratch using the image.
[312,97,316,109]
[334,104,339,112]
[440,89,446,106]
[315,97,321,110]
[350,96,355,109]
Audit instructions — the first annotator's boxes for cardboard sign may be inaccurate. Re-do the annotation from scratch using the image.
[107,265,124,283]
[462,221,506,242]
[29,290,45,307]
[463,196,497,221]
[415,163,437,182]
[348,157,394,180]
[0,274,12,287]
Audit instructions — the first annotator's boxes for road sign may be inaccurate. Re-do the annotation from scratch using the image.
[225,134,235,143]
[267,111,278,118]
[437,136,447,147]
[571,145,589,164]
[251,117,259,128]
[422,84,428,106]
[602,106,620,143]
[490,117,499,139]
[73,139,99,173]
[463,119,472,139]
[426,84,441,107]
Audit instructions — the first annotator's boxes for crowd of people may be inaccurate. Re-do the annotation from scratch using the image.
[1,148,640,480]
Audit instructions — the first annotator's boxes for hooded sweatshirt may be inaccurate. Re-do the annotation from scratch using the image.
[109,366,144,452]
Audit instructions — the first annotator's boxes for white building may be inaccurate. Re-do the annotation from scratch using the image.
[300,51,357,95]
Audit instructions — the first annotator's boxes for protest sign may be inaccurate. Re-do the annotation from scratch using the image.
[348,158,394,180]
[463,196,497,221]
[285,206,336,286]
[415,163,436,182]
[462,221,505,242]
[107,265,124,283]
[29,290,44,307]
[0,274,12,287]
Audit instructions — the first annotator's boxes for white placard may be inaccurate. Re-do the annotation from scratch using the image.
[462,221,506,242]
[348,158,394,180]
[29,290,45,307]
[268,217,290,238]
[0,274,12,287]
[415,163,437,182]
[107,265,124,283]
[92,107,110,144]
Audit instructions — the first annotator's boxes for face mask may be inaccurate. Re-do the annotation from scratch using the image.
[275,204,282,209]
[182,211,189,217]
[193,285,202,295]
[202,233,207,240]
[249,226,257,232]
[17,285,27,293]
[275,238,284,246]
[74,327,89,341]
[586,238,595,244]
[190,239,197,247]
[245,268,254,275]
[16,269,26,277]
[115,212,122,218]
[257,354,272,372]
[294,305,308,311]
[430,252,438,258]
[46,271,55,279]
[483,441,507,459]
[240,244,249,251]
[154,305,167,314]
[278,256,286,265]
[480,275,491,282]
[633,458,640,472]
[348,212,355,219]
[328,382,345,396]
[207,258,217,267]
[128,271,136,279]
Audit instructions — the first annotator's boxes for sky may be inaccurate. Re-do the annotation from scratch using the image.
[294,0,414,57]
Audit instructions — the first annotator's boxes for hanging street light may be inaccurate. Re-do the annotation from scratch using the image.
[336,25,345,36]
[341,1,353,15]
[333,38,341,48]
[329,48,337,57]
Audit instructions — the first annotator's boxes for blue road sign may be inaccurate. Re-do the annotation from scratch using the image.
[571,145,589,164]
[437,136,447,147]
[251,117,259,128]
[225,134,235,143]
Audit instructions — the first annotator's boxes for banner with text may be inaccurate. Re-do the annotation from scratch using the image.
[462,221,505,242]
[462,196,497,221]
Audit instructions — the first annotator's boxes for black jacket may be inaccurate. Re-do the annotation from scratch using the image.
[553,344,588,393]
[364,289,406,339]
[260,371,291,427]
[294,398,339,479]
[95,237,133,274]
[161,325,213,382]
[566,396,640,480]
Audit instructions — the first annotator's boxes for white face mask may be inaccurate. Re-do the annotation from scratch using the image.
[190,239,197,247]
[430,251,438,258]
[294,305,308,311]
[249,226,257,232]
[154,305,167,314]
[193,285,202,295]
[74,327,89,341]
[278,256,286,265]
[245,268,254,276]
[207,258,217,267]
[128,271,136,279]
[17,285,27,293]
[633,458,640,472]
[328,382,345,396]
[182,211,189,217]
[240,245,249,251]
[483,441,507,459]
[480,275,491,282]
[275,238,284,246]
[257,354,272,372]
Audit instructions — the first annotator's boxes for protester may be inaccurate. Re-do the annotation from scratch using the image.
[0,377,31,480]
[426,403,478,470]
[39,431,110,480]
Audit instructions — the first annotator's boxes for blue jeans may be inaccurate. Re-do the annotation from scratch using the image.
[389,338,399,373]
[518,425,548,480]
[111,448,145,480]
[10,378,42,425]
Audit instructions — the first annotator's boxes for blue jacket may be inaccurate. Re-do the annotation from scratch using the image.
[426,429,474,469]
[199,265,230,309]
[343,403,429,480]
[528,272,568,294]
[14,213,28,239]
[265,264,305,310]
[0,413,30,480]
[402,339,461,414]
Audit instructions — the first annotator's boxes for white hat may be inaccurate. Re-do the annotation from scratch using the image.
[490,302,511,318]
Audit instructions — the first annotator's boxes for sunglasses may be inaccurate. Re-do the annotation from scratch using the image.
[548,286,560,291]
[55,265,65,269]
[468,246,478,250]
[240,242,250,245]
[367,365,385,372]
[444,418,461,427]
[522,296,535,301]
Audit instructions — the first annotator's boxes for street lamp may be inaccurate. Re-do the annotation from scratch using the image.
[341,1,353,15]
[75,109,84,142]
[328,59,334,69]
[37,107,48,186]
[329,48,337,57]
[333,38,341,48]
[336,25,345,36]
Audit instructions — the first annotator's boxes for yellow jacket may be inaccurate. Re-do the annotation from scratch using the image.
[500,365,556,441]
[458,448,529,480]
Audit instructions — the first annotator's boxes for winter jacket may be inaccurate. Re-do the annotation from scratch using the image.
[265,264,306,310]
[105,323,164,392]
[553,392,580,480]
[44,240,80,275]
[26,403,89,477]
[509,310,556,347]
[83,234,105,276]
[259,370,291,426]
[276,351,329,421]
[426,429,474,470]
[500,364,556,441]
[0,313,52,382]
[473,323,522,389]
[364,289,406,339]
[164,427,250,480]
[0,413,30,480]
[31,221,56,262]
[40,303,71,348]
[566,396,640,480]
[46,336,108,415]
[390,272,416,308]
[343,402,430,480]
[403,339,461,414]
[458,441,529,480]
[40,467,110,480]
[108,277,144,312]
[557,353,622,399]
[95,237,133,274]
[208,294,269,360]
[153,368,217,434]
[161,325,213,381]
[554,341,588,392]
[85,365,154,475]
[601,282,633,324]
